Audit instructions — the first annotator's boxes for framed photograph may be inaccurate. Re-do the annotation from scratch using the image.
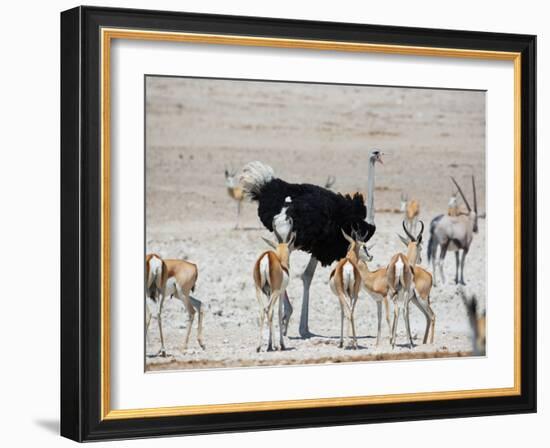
[61,6,536,441]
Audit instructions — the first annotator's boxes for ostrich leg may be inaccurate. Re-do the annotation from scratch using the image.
[281,291,293,336]
[299,255,318,338]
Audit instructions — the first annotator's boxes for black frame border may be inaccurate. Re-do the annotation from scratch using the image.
[61,6,536,442]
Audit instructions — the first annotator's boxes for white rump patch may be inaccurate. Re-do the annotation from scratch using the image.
[259,254,270,288]
[342,262,354,293]
[148,255,162,286]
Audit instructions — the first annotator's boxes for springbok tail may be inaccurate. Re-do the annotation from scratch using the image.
[395,256,405,289]
[240,161,275,200]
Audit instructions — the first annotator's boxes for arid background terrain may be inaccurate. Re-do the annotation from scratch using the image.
[145,76,486,371]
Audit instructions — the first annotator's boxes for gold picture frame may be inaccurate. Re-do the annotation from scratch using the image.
[61,6,536,441]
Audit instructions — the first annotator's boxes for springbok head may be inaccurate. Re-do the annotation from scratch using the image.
[341,226,375,262]
[400,193,408,212]
[224,166,239,188]
[262,217,296,264]
[451,176,478,233]
[448,189,459,209]
[398,220,425,264]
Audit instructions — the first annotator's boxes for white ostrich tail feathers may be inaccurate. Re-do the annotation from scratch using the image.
[239,161,275,199]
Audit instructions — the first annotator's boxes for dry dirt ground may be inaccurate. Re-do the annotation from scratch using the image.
[144,76,486,371]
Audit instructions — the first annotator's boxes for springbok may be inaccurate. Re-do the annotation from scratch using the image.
[145,254,168,354]
[164,258,205,351]
[225,167,245,229]
[329,229,364,349]
[145,254,205,356]
[397,222,436,345]
[427,176,479,286]
[253,219,296,352]
[400,193,420,234]
[460,289,486,355]
[386,250,415,349]
[350,234,392,346]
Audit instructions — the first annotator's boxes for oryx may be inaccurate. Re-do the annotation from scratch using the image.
[427,176,479,286]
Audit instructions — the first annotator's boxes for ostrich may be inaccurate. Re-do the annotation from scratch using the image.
[427,176,479,286]
[240,150,383,338]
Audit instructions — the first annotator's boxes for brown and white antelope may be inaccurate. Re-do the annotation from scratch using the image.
[386,250,415,349]
[145,254,205,356]
[145,254,168,355]
[400,193,420,234]
[253,219,296,352]
[329,229,364,349]
[460,289,486,356]
[387,222,435,348]
[349,236,392,347]
[164,258,205,351]
[225,167,245,229]
[397,221,436,345]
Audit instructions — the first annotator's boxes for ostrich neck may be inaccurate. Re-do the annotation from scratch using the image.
[366,159,376,225]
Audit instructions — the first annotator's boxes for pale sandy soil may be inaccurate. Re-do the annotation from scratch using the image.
[144,77,486,371]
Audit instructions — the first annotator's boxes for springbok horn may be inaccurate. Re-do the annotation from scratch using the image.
[288,231,297,248]
[272,218,283,243]
[402,220,416,242]
[451,177,471,212]
[286,217,294,243]
[472,176,478,214]
[341,228,355,244]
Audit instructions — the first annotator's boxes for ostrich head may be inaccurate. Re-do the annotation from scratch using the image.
[224,166,239,188]
[369,149,384,165]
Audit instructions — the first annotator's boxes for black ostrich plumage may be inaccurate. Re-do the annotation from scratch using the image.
[252,178,376,266]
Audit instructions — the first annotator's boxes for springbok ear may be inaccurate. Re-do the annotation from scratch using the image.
[341,229,355,244]
[261,237,277,250]
[397,234,409,246]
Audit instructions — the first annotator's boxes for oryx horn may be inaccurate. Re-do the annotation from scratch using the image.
[451,177,471,212]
